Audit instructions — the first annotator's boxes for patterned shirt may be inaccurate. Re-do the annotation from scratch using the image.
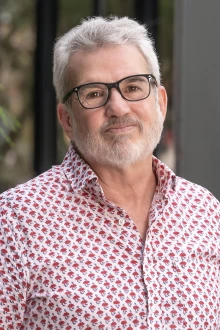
[0,144,219,330]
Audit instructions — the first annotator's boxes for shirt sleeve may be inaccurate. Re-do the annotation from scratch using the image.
[0,197,28,330]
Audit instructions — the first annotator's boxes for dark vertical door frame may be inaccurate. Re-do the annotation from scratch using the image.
[94,0,106,16]
[34,0,58,175]
[135,0,159,49]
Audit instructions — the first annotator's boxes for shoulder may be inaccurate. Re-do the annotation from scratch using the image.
[0,165,68,212]
[175,175,220,216]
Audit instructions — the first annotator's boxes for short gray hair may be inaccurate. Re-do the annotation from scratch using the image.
[53,16,161,103]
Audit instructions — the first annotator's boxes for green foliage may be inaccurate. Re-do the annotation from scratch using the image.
[0,106,21,146]
[0,83,20,146]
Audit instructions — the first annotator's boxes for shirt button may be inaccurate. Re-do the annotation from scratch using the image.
[118,219,125,226]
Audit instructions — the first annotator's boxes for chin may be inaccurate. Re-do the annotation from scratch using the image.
[89,139,156,169]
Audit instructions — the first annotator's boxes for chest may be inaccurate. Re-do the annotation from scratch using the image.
[125,206,150,241]
[16,189,220,329]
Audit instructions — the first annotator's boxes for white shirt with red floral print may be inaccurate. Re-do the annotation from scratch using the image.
[0,144,219,330]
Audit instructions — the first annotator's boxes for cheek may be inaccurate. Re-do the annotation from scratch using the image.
[132,105,152,122]
[81,112,106,133]
[136,99,158,120]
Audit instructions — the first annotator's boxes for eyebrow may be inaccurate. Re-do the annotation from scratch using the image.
[125,76,146,83]
[77,74,149,90]
[81,83,106,89]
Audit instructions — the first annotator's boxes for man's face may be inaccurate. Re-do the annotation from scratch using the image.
[58,45,167,168]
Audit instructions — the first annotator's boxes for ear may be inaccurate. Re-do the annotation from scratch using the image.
[57,103,74,140]
[158,86,168,119]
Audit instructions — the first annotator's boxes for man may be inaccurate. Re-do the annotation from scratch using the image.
[0,16,219,330]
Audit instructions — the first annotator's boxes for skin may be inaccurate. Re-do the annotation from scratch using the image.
[57,45,167,241]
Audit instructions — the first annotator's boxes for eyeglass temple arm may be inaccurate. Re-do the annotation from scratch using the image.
[63,88,77,104]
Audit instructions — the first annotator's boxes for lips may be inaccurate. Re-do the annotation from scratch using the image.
[100,117,142,135]
[105,124,136,133]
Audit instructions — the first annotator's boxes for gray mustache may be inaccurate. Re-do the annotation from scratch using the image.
[100,117,142,133]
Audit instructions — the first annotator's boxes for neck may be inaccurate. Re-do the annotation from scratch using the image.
[88,155,156,207]
[84,153,157,241]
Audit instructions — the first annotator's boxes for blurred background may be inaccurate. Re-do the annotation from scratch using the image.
[0,0,219,199]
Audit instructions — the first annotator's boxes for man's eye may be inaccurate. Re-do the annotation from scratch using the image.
[86,91,103,99]
[125,85,141,92]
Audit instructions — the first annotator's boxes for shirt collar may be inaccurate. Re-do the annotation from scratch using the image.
[61,143,98,193]
[152,156,176,199]
[61,144,176,197]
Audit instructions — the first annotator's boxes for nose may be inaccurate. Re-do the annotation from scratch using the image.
[105,88,131,118]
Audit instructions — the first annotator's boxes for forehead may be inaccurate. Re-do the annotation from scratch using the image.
[68,45,149,86]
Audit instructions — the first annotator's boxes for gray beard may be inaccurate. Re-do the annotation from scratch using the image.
[71,105,164,169]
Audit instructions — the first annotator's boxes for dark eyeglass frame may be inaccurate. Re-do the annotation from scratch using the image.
[62,73,157,109]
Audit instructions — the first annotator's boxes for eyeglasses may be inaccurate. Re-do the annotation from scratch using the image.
[63,74,157,109]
